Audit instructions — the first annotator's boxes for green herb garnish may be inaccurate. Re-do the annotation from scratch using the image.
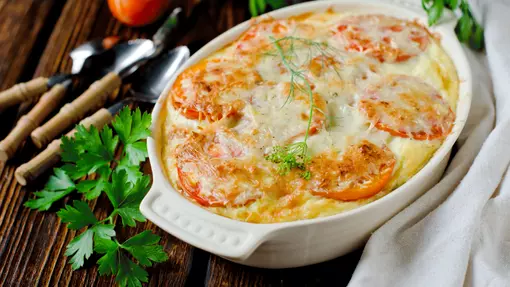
[25,107,167,287]
[265,142,310,178]
[423,0,484,50]
[249,0,287,17]
[264,36,339,179]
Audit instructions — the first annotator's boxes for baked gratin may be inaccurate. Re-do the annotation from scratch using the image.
[159,11,459,223]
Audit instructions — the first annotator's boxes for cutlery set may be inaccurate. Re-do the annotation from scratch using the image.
[0,4,204,186]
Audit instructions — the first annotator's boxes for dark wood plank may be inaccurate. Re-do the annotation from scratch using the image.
[0,0,61,90]
[0,1,198,286]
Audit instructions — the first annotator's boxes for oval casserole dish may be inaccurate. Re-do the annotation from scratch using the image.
[141,0,472,268]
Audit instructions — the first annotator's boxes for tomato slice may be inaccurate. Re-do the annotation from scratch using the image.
[235,19,314,56]
[359,75,455,140]
[170,59,261,122]
[174,130,262,207]
[309,140,396,201]
[332,15,430,63]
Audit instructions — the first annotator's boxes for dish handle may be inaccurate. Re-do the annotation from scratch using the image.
[140,184,275,261]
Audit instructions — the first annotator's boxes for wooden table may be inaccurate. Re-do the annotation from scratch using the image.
[0,0,362,286]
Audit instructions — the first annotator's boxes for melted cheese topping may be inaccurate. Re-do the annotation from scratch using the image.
[160,12,459,223]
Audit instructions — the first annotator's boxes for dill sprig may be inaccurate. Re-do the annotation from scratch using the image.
[269,36,316,142]
[265,142,311,179]
[264,36,341,179]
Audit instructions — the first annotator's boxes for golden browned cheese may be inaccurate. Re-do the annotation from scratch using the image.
[159,11,459,223]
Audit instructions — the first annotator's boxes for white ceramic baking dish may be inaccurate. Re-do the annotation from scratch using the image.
[140,0,472,268]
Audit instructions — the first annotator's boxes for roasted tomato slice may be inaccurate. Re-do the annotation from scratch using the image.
[359,75,454,140]
[309,140,396,201]
[174,129,263,207]
[170,59,261,122]
[235,18,315,56]
[332,15,430,63]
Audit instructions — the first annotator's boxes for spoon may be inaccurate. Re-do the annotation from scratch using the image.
[30,7,186,149]
[0,37,120,162]
[15,46,190,186]
[0,37,119,112]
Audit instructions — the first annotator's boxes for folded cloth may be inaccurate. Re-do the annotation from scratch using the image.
[348,0,510,286]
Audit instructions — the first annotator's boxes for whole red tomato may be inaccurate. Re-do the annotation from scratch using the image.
[107,0,169,27]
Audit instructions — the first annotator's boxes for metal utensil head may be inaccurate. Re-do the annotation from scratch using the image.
[130,46,190,103]
[69,37,120,74]
[102,39,157,77]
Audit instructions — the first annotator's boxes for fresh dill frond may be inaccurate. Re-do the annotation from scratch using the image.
[264,35,343,179]
[301,170,312,180]
[265,142,311,178]
[269,36,315,142]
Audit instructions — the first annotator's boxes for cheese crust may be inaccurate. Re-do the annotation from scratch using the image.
[159,12,459,223]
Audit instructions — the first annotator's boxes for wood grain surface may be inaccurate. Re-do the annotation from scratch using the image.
[0,0,362,286]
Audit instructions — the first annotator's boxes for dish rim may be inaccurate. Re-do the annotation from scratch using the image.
[141,0,472,259]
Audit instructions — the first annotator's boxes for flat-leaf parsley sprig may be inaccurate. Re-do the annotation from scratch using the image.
[25,107,168,287]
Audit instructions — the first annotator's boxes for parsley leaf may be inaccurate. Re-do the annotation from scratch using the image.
[105,170,149,227]
[61,134,82,163]
[64,225,116,270]
[444,0,458,9]
[59,200,116,270]
[124,141,148,166]
[24,189,74,211]
[117,157,144,184]
[121,231,168,267]
[76,166,111,200]
[456,13,473,42]
[61,125,118,179]
[422,0,484,50]
[116,254,149,287]
[96,231,166,287]
[113,108,152,144]
[24,168,76,211]
[94,236,118,255]
[113,108,151,166]
[26,107,166,284]
[47,168,76,191]
[249,0,287,16]
[65,229,94,270]
[249,0,259,16]
[266,0,286,9]
[426,0,444,26]
[57,200,98,229]
[92,224,116,239]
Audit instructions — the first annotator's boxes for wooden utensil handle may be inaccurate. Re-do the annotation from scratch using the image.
[0,77,49,111]
[30,72,121,149]
[15,108,114,186]
[0,84,67,162]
